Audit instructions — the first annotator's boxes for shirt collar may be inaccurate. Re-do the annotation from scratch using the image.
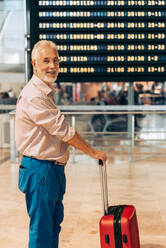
[31,75,56,96]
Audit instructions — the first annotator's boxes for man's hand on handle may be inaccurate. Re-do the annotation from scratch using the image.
[90,149,107,165]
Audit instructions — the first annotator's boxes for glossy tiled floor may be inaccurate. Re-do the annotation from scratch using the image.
[0,134,166,248]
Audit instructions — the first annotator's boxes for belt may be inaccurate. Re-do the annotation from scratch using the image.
[22,156,66,167]
[50,160,66,166]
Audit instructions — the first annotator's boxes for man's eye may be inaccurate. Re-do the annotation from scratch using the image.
[54,59,60,63]
[43,59,49,63]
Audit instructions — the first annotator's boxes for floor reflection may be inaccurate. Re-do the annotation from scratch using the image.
[0,131,166,247]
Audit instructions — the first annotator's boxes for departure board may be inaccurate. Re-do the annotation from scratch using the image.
[25,0,166,82]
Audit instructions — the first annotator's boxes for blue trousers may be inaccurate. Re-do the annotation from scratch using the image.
[18,156,66,248]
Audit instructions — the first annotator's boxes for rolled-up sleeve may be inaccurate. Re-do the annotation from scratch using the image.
[24,96,75,142]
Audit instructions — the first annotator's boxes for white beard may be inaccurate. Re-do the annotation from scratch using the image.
[36,65,58,84]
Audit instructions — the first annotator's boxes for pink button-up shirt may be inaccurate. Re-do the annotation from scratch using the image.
[15,75,75,163]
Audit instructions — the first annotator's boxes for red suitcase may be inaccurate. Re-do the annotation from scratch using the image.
[98,160,140,248]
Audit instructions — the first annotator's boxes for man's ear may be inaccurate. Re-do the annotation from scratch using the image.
[32,60,37,74]
[32,60,35,66]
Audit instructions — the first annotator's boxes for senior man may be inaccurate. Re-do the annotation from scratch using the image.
[15,40,107,248]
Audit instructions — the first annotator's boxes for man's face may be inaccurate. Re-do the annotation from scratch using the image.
[33,46,60,86]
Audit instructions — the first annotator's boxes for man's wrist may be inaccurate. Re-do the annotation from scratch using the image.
[89,148,96,157]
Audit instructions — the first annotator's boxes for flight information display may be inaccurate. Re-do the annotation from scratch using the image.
[26,0,166,82]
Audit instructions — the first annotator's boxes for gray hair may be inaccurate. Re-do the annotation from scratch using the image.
[31,40,58,61]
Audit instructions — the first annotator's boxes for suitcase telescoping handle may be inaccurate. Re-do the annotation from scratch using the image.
[99,160,109,215]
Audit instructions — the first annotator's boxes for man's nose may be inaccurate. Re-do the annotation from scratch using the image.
[49,61,56,68]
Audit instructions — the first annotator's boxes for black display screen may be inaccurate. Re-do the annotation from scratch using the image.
[26,0,166,82]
